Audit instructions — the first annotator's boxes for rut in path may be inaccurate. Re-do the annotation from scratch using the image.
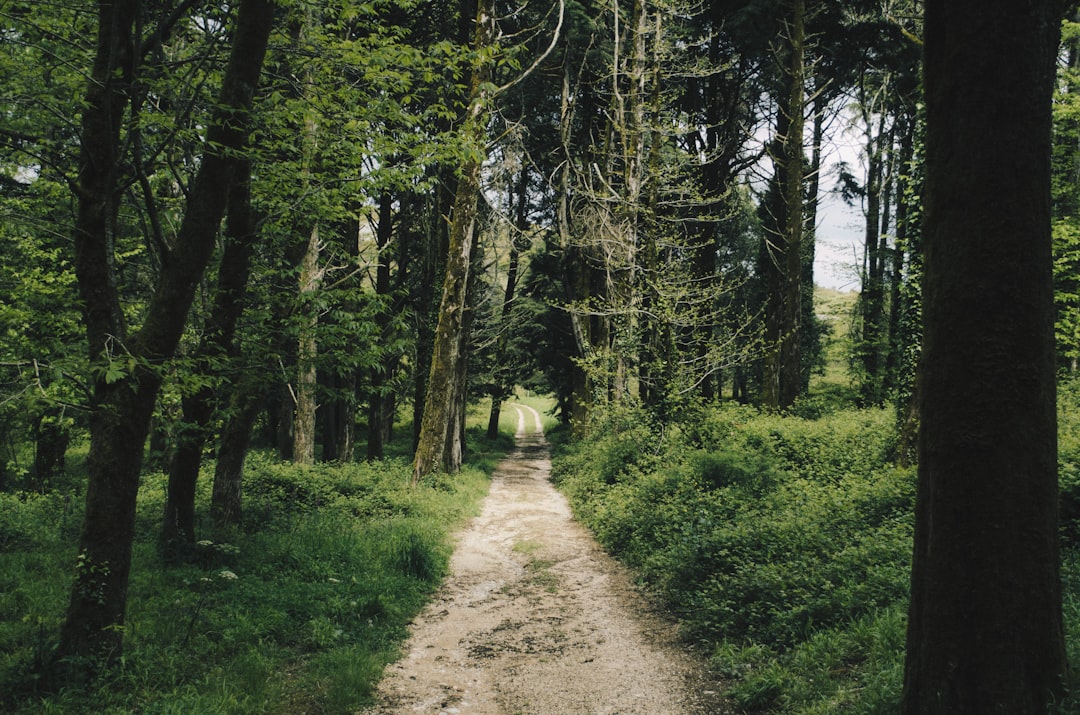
[364,403,725,714]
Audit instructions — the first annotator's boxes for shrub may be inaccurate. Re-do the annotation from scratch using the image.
[0,446,492,714]
[1058,377,1080,543]
[554,402,916,710]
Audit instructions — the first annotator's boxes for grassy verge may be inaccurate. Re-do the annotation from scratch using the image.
[0,415,519,714]
[552,395,1080,713]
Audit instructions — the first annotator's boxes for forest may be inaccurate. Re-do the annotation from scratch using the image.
[1,0,1078,712]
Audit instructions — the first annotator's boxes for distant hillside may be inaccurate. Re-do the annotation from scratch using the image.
[811,285,859,401]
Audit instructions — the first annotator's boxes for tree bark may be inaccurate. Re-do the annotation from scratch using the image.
[885,112,915,398]
[293,223,321,465]
[800,86,825,394]
[54,0,272,674]
[163,159,257,556]
[486,166,528,439]
[858,104,889,405]
[778,0,804,409]
[762,0,805,410]
[902,1,1066,711]
[368,191,397,460]
[211,377,262,529]
[412,177,454,449]
[412,0,495,483]
[32,407,69,492]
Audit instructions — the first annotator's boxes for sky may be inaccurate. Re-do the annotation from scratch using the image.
[814,188,864,292]
[812,113,867,293]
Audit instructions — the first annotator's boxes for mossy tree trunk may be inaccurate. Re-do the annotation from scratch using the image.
[412,0,495,483]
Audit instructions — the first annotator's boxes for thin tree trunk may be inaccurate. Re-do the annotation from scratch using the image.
[293,224,321,465]
[486,166,528,439]
[885,113,914,397]
[902,1,1066,710]
[858,100,890,404]
[211,377,262,529]
[32,407,69,492]
[163,159,256,556]
[368,192,396,460]
[777,0,805,409]
[557,63,593,431]
[800,87,825,393]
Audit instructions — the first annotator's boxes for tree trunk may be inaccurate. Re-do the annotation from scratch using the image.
[486,166,528,439]
[71,0,135,362]
[54,0,272,675]
[211,378,262,529]
[412,0,495,483]
[778,0,804,409]
[412,178,453,449]
[368,191,397,460]
[859,104,889,405]
[32,407,69,492]
[320,368,355,463]
[885,112,915,398]
[902,1,1066,711]
[557,63,593,431]
[799,87,825,394]
[293,224,321,465]
[762,0,805,410]
[163,160,257,556]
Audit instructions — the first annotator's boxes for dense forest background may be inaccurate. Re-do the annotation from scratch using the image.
[2,0,1079,712]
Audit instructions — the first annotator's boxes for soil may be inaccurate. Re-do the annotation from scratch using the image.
[362,404,728,715]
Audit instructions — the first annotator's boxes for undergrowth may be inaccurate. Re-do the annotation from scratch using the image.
[553,394,1080,713]
[0,420,513,714]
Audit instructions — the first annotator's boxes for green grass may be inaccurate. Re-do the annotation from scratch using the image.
[551,390,1080,713]
[0,404,534,714]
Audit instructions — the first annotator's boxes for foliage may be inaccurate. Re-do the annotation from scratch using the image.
[553,402,913,711]
[1057,376,1080,543]
[551,383,1080,712]
[1055,18,1080,369]
[0,447,492,714]
[555,404,908,637]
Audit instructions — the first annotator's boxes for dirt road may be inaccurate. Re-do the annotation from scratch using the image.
[363,404,725,714]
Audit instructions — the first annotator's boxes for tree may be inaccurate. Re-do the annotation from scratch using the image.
[902,1,1066,711]
[53,0,273,675]
[412,0,497,482]
[760,0,807,410]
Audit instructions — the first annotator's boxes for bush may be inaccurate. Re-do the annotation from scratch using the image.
[1058,377,1080,543]
[0,447,492,715]
[553,402,915,711]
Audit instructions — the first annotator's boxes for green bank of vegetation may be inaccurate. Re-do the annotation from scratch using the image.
[550,289,1080,711]
[0,412,513,714]
[552,387,1080,713]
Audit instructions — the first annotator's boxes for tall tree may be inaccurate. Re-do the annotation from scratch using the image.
[902,1,1066,711]
[761,0,806,410]
[163,159,258,555]
[412,0,497,482]
[53,0,273,675]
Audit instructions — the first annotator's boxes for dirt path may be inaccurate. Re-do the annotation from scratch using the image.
[363,404,725,714]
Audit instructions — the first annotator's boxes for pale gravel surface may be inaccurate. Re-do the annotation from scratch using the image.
[362,404,727,715]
